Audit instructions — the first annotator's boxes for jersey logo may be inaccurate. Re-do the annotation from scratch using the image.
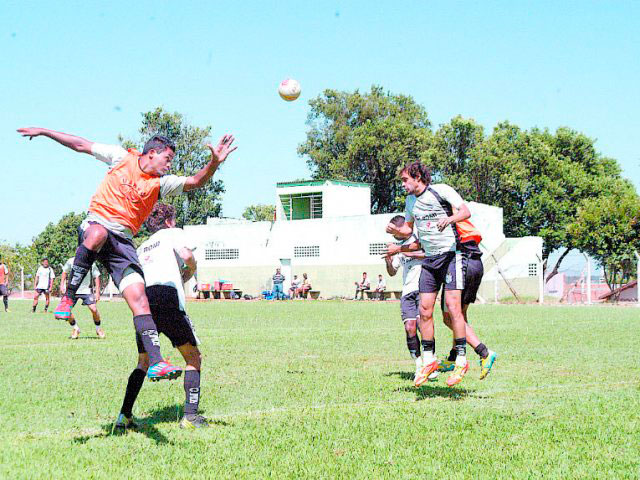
[117,176,152,204]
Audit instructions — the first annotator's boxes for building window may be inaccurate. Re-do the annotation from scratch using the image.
[279,192,323,220]
[205,248,239,260]
[528,263,538,277]
[369,243,388,256]
[294,245,320,257]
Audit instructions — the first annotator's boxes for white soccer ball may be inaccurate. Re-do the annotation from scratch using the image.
[278,78,301,101]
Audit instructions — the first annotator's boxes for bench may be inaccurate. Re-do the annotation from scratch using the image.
[365,290,402,300]
[302,290,320,300]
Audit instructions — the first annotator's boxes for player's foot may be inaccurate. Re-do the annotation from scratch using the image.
[70,326,80,339]
[446,357,469,387]
[114,413,138,430]
[414,355,439,387]
[438,359,456,372]
[180,414,209,429]
[54,296,73,320]
[96,327,106,339]
[479,350,497,380]
[147,361,182,382]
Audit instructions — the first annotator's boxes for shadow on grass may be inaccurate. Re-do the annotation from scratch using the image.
[72,405,231,445]
[386,371,472,401]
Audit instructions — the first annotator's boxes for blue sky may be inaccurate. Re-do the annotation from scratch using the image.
[1,0,639,246]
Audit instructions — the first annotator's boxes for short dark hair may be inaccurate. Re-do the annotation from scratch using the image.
[143,135,176,155]
[390,215,405,227]
[146,203,176,233]
[401,161,431,185]
[42,257,48,262]
[363,272,367,275]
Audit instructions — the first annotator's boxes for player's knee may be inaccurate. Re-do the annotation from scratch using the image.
[83,225,108,250]
[404,319,418,337]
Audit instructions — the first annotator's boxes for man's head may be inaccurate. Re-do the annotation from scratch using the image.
[146,203,177,233]
[293,275,298,279]
[303,273,307,279]
[363,272,367,278]
[276,268,281,273]
[378,274,382,279]
[389,214,407,241]
[400,162,431,195]
[142,135,176,176]
[41,258,49,268]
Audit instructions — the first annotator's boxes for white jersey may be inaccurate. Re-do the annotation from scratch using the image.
[137,228,196,311]
[35,266,55,290]
[391,235,423,296]
[62,258,100,295]
[404,184,465,257]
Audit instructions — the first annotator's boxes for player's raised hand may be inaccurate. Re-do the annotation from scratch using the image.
[385,222,401,236]
[381,243,401,258]
[207,134,237,165]
[17,127,44,140]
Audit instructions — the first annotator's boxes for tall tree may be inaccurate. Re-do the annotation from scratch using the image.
[32,212,87,274]
[298,86,431,213]
[121,107,225,228]
[242,204,275,222]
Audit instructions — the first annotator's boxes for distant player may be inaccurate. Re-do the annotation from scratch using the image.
[0,258,9,312]
[60,257,104,339]
[18,126,236,383]
[116,203,207,429]
[32,258,55,313]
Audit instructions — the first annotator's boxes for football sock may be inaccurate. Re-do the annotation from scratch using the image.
[421,339,435,357]
[184,370,201,416]
[474,343,489,359]
[66,245,98,300]
[3,296,8,310]
[32,305,36,313]
[69,319,77,326]
[406,335,421,360]
[454,337,467,358]
[133,315,163,365]
[447,348,457,362]
[120,368,146,418]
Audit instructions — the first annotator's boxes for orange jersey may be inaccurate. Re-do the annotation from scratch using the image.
[0,265,7,285]
[88,150,161,235]
[455,219,482,245]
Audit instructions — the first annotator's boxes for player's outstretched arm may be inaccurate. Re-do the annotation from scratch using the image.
[178,248,197,282]
[17,128,94,154]
[384,256,397,277]
[184,134,236,192]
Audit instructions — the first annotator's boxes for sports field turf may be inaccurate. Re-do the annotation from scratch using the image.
[0,299,638,479]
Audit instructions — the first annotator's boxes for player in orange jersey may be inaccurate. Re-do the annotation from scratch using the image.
[17,127,236,381]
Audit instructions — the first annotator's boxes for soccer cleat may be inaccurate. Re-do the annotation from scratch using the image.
[70,326,80,340]
[114,413,138,430]
[180,414,209,429]
[96,327,106,339]
[446,357,469,387]
[479,350,497,380]
[414,357,439,387]
[54,296,74,320]
[147,361,182,382]
[427,370,439,382]
[438,359,455,372]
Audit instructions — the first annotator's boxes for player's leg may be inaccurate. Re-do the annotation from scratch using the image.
[177,343,208,428]
[32,290,39,312]
[55,223,108,319]
[415,289,438,387]
[116,351,149,430]
[1,285,9,312]
[443,253,471,386]
[86,301,105,338]
[44,291,50,312]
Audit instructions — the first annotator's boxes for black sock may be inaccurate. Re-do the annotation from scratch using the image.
[454,337,467,358]
[69,319,76,326]
[447,348,457,362]
[406,335,421,360]
[66,245,98,300]
[94,320,101,326]
[120,368,146,418]
[421,339,435,355]
[133,314,163,365]
[3,296,8,310]
[474,343,489,359]
[184,370,201,416]
[44,303,49,311]
[32,305,36,312]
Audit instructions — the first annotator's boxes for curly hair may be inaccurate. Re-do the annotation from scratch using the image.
[146,203,176,233]
[401,161,431,186]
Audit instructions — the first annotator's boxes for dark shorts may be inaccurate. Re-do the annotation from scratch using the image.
[136,285,199,352]
[400,290,420,321]
[79,222,144,289]
[72,294,96,307]
[441,255,484,311]
[36,288,50,295]
[419,251,467,294]
[0,285,8,296]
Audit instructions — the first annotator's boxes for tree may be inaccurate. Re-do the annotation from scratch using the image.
[121,107,225,228]
[32,212,87,275]
[242,204,275,222]
[298,86,431,213]
[0,242,38,289]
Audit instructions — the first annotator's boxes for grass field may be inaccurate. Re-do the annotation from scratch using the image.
[1,299,638,479]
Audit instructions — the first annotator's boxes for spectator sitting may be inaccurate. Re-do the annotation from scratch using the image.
[375,274,387,300]
[297,273,312,298]
[289,275,301,298]
[354,272,370,300]
[272,268,285,300]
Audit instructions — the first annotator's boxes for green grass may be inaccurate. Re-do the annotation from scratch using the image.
[1,299,638,479]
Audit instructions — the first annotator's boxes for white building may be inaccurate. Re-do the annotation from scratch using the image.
[184,180,543,300]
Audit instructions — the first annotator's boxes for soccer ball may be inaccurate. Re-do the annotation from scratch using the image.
[278,78,301,101]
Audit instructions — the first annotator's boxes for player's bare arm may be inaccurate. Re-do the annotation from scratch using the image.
[383,239,420,258]
[385,256,397,277]
[183,135,237,192]
[94,275,101,302]
[17,128,94,154]
[60,272,67,294]
[437,203,471,231]
[178,247,197,282]
[402,250,426,260]
[385,220,413,238]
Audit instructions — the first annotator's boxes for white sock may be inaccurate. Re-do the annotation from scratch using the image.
[455,355,467,367]
[415,356,422,368]
[422,351,436,363]
[95,325,101,332]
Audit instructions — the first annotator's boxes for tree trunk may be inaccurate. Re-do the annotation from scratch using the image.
[545,248,571,283]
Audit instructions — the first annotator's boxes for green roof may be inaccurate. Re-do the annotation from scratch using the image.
[276,179,371,188]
